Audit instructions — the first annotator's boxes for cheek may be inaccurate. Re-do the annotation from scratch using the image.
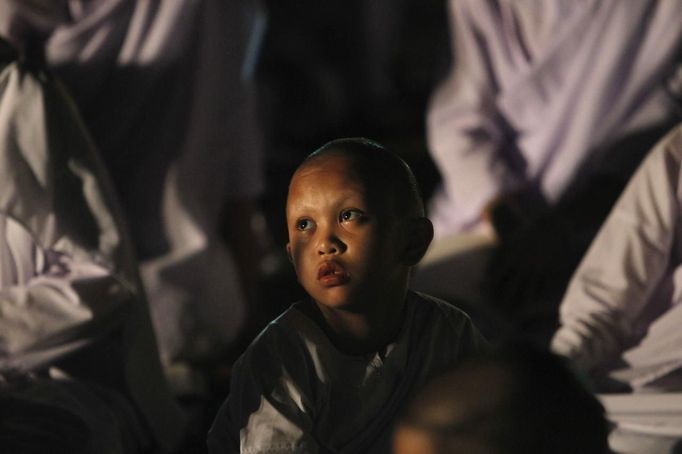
[288,237,311,271]
[362,230,397,263]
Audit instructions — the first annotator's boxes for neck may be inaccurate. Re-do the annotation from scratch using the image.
[308,289,409,356]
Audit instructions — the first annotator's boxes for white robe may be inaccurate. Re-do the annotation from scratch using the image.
[0,48,185,453]
[44,0,266,365]
[428,0,682,238]
[552,123,682,452]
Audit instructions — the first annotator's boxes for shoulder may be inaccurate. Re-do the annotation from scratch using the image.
[216,305,323,452]
[236,305,316,371]
[231,302,336,395]
[409,291,474,325]
[219,306,317,419]
[408,290,487,351]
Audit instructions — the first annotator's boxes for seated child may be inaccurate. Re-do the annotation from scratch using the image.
[207,138,486,453]
[393,343,609,454]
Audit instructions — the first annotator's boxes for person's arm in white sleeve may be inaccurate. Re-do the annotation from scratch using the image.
[551,127,682,372]
[427,0,523,234]
[0,215,133,375]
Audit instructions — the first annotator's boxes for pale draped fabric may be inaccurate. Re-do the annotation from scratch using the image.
[0,52,185,453]
[428,0,682,238]
[553,124,682,452]
[42,0,266,366]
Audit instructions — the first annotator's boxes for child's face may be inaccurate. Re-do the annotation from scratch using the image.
[286,154,406,312]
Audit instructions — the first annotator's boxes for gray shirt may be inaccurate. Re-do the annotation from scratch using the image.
[208,291,486,454]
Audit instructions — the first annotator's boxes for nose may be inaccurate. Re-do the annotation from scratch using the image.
[317,226,346,255]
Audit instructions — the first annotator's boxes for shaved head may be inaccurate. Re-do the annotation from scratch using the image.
[296,138,425,219]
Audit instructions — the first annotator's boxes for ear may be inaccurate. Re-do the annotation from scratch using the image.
[401,217,434,266]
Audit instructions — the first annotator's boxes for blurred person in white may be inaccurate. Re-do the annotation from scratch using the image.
[40,0,266,390]
[416,0,682,339]
[0,1,186,452]
[428,0,682,239]
[552,123,682,453]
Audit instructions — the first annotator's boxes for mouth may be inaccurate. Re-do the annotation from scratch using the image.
[317,261,350,287]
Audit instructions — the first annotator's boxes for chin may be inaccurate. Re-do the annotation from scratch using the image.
[312,295,353,311]
[309,288,360,312]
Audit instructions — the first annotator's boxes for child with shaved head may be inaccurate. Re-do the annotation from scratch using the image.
[208,138,486,454]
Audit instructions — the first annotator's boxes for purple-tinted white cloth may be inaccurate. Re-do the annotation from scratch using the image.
[428,0,682,238]
[552,124,682,450]
[0,51,185,452]
[552,124,682,387]
[42,0,266,366]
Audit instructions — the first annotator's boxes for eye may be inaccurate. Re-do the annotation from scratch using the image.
[296,218,314,231]
[340,209,364,223]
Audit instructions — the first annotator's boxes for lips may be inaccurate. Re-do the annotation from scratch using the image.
[317,261,350,286]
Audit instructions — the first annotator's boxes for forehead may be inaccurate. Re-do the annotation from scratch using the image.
[288,154,384,204]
